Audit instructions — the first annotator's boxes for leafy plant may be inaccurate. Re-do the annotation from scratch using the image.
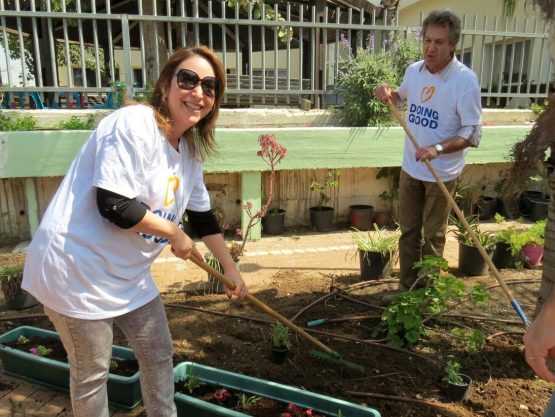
[17,335,29,344]
[55,114,96,130]
[351,225,400,258]
[531,99,548,115]
[524,219,546,246]
[236,393,260,409]
[29,345,53,357]
[0,263,24,278]
[0,114,37,131]
[376,167,400,202]
[270,322,291,349]
[449,214,497,249]
[445,361,464,385]
[310,169,340,209]
[336,35,421,126]
[493,214,527,255]
[381,256,488,347]
[184,374,202,394]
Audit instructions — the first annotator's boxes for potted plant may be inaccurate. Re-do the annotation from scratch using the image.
[269,322,291,364]
[351,225,400,280]
[450,215,497,276]
[203,134,287,292]
[492,214,527,269]
[494,174,521,220]
[0,262,39,310]
[522,219,546,267]
[309,169,340,232]
[261,207,286,235]
[445,361,472,402]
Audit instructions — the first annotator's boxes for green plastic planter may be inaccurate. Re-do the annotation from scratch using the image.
[0,326,141,410]
[174,361,381,417]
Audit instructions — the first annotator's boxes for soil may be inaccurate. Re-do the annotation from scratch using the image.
[0,227,551,417]
[2,335,139,377]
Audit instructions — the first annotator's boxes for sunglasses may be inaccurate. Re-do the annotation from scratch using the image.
[175,68,218,97]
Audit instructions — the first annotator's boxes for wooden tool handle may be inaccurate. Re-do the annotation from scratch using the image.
[386,100,530,327]
[188,255,337,355]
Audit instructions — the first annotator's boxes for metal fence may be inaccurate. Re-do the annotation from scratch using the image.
[0,0,552,109]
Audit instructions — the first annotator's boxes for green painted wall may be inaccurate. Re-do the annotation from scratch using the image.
[0,126,532,179]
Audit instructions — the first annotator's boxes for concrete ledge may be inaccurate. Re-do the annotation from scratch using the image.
[1,108,536,129]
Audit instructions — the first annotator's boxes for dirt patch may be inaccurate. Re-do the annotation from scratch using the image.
[0,235,550,417]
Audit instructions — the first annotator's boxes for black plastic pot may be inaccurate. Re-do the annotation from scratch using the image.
[270,346,289,364]
[359,250,391,280]
[446,374,472,402]
[497,196,520,219]
[529,194,550,221]
[458,243,494,276]
[492,241,516,269]
[262,209,286,235]
[474,196,497,220]
[520,190,544,217]
[349,205,374,230]
[309,206,334,232]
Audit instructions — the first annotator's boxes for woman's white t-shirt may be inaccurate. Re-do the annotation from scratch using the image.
[22,105,210,319]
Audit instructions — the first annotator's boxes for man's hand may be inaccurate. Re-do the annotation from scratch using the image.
[374,83,394,103]
[415,146,439,162]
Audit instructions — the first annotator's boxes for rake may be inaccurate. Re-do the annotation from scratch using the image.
[188,255,365,372]
[386,99,530,327]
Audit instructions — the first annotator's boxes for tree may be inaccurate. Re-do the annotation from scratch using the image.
[504,0,555,316]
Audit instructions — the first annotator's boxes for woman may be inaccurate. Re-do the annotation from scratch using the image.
[22,46,248,417]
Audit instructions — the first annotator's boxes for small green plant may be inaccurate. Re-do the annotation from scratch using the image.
[0,114,37,131]
[445,361,464,385]
[56,114,95,130]
[449,214,497,249]
[381,256,488,347]
[310,169,340,209]
[351,225,400,257]
[29,345,52,357]
[270,322,291,349]
[0,263,24,278]
[17,335,29,344]
[531,99,548,115]
[236,393,260,410]
[524,219,546,246]
[110,359,119,371]
[493,214,527,255]
[376,167,400,202]
[450,328,485,352]
[184,374,202,394]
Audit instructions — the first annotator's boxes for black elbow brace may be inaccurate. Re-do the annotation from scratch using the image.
[96,187,147,229]
[186,209,221,238]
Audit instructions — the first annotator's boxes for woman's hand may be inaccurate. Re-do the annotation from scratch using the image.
[223,269,248,301]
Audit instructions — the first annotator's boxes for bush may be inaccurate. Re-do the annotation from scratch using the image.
[0,114,37,131]
[336,35,422,127]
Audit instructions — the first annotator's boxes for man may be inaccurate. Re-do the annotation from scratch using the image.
[375,9,482,291]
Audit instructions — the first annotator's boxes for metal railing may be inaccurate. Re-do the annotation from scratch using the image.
[0,0,552,109]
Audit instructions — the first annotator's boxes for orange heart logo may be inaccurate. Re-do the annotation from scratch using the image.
[164,176,180,206]
[420,86,435,103]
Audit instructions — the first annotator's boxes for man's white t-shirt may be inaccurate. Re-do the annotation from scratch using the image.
[22,105,210,319]
[396,56,482,182]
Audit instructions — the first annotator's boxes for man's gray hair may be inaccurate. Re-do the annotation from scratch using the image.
[422,9,461,45]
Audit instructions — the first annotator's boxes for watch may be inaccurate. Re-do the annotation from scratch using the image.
[433,143,443,155]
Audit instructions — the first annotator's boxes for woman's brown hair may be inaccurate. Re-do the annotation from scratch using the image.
[149,45,226,159]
